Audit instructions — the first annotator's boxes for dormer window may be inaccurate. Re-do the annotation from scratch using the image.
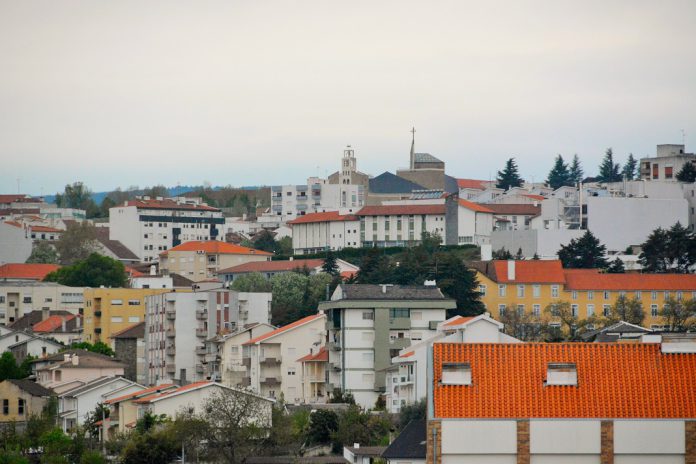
[546,363,577,386]
[441,362,472,385]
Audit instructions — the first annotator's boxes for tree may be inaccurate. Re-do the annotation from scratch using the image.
[55,182,99,219]
[676,162,696,183]
[143,185,168,198]
[83,403,109,438]
[499,305,543,341]
[622,153,638,180]
[121,429,178,464]
[607,295,645,325]
[356,247,392,284]
[26,242,59,264]
[54,221,99,265]
[45,253,127,288]
[322,250,340,276]
[433,254,485,317]
[328,388,355,404]
[67,342,115,357]
[639,223,696,273]
[659,298,696,332]
[397,399,426,430]
[569,154,583,185]
[496,158,523,190]
[229,273,272,292]
[306,409,339,446]
[135,411,167,434]
[252,230,278,253]
[392,246,430,286]
[270,272,310,325]
[515,247,524,260]
[546,155,572,190]
[597,148,621,183]
[638,227,671,272]
[39,428,74,464]
[541,301,596,341]
[276,236,293,256]
[0,352,21,381]
[331,405,390,452]
[605,257,625,273]
[492,247,513,260]
[557,230,608,269]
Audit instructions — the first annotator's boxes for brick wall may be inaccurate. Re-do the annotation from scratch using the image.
[687,421,696,464]
[600,420,613,464]
[517,420,530,464]
[426,420,441,464]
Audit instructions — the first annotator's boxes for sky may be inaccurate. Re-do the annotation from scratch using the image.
[1,0,695,195]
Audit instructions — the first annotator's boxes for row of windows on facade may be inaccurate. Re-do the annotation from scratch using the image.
[2,398,25,415]
[498,302,673,318]
[0,293,84,305]
[483,284,696,301]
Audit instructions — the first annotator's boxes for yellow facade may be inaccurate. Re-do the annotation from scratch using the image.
[83,288,169,343]
[0,381,52,423]
[476,271,696,328]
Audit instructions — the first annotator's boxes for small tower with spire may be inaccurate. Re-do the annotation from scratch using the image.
[409,127,416,170]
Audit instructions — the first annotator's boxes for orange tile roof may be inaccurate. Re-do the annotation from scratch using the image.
[0,194,31,204]
[399,351,415,358]
[120,198,220,212]
[480,204,541,216]
[32,315,76,333]
[457,199,494,214]
[218,259,325,274]
[522,194,546,201]
[4,220,24,228]
[124,266,145,277]
[477,260,566,284]
[104,383,177,404]
[287,211,358,225]
[433,343,696,419]
[161,240,272,256]
[456,179,488,190]
[357,204,446,216]
[564,272,696,291]
[134,381,213,404]
[30,225,63,233]
[443,316,475,326]
[297,347,329,362]
[242,314,324,346]
[0,263,60,280]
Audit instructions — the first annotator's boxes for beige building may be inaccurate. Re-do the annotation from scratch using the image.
[35,350,126,394]
[0,379,54,424]
[298,345,328,404]
[104,383,178,436]
[0,281,84,326]
[217,323,276,388]
[159,240,272,282]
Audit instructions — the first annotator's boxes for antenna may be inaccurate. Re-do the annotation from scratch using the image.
[682,129,686,146]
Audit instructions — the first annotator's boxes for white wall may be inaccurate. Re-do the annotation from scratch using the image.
[530,421,600,454]
[0,222,32,265]
[613,421,684,455]
[441,421,517,454]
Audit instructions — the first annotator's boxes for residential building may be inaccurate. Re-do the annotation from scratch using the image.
[0,263,60,282]
[483,203,541,231]
[108,196,224,262]
[288,211,361,254]
[454,199,494,246]
[473,260,696,328]
[35,351,126,394]
[0,329,36,353]
[104,383,178,436]
[146,290,272,385]
[83,288,170,343]
[129,274,175,289]
[580,320,653,342]
[241,314,326,402]
[217,258,359,283]
[111,322,146,385]
[319,284,455,408]
[30,313,82,345]
[343,445,388,464]
[217,323,276,388]
[381,420,426,464]
[0,282,84,326]
[58,376,143,432]
[159,240,272,282]
[0,221,33,265]
[0,379,55,425]
[297,345,328,404]
[358,204,447,248]
[427,340,696,463]
[9,335,64,363]
[93,227,140,265]
[640,143,696,181]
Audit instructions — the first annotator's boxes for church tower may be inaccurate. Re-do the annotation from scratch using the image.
[340,145,357,185]
[409,127,416,170]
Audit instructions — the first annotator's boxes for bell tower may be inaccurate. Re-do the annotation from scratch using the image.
[340,145,357,185]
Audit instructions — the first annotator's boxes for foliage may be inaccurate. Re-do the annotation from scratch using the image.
[306,409,339,445]
[230,272,272,292]
[638,222,696,273]
[546,155,572,190]
[676,162,696,183]
[568,154,583,185]
[541,301,598,341]
[252,230,278,253]
[55,182,99,218]
[0,352,28,381]
[607,295,645,326]
[621,153,638,180]
[499,306,544,341]
[39,428,73,464]
[557,230,608,269]
[263,406,305,457]
[331,405,391,452]
[398,399,426,430]
[83,403,109,438]
[120,428,179,464]
[496,158,523,190]
[270,272,310,324]
[605,257,625,273]
[322,250,340,276]
[0,451,29,464]
[135,411,168,434]
[45,253,127,288]
[356,247,393,284]
[492,247,513,260]
[66,342,115,357]
[433,253,485,317]
[54,222,99,265]
[659,298,696,332]
[79,451,106,464]
[26,242,59,264]
[276,236,293,256]
[328,388,355,405]
[597,148,621,183]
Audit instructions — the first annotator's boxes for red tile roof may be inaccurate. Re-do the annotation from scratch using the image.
[161,240,272,256]
[473,260,566,284]
[104,383,177,404]
[0,194,31,204]
[120,198,220,212]
[456,179,488,190]
[297,347,329,362]
[30,225,63,233]
[134,381,213,404]
[564,272,696,291]
[218,259,325,275]
[287,211,358,225]
[32,315,77,333]
[357,204,446,216]
[242,314,324,346]
[399,351,415,358]
[125,266,145,277]
[523,194,546,201]
[4,220,23,228]
[480,204,541,216]
[0,263,60,280]
[433,343,696,419]
[443,316,475,326]
[457,199,494,213]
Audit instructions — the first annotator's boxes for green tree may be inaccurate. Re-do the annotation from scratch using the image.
[607,295,645,325]
[499,305,544,341]
[546,155,572,190]
[306,409,339,445]
[79,451,106,464]
[638,227,671,272]
[492,247,513,260]
[356,247,393,284]
[67,342,115,357]
[143,185,169,198]
[121,429,178,464]
[569,154,583,185]
[496,158,523,190]
[305,273,333,313]
[676,162,696,182]
[54,221,99,265]
[276,236,293,256]
[597,148,621,183]
[622,153,638,180]
[252,230,278,253]
[135,411,167,434]
[26,242,59,264]
[229,272,272,292]
[45,254,127,288]
[392,246,430,286]
[38,428,73,464]
[331,405,391,452]
[639,222,696,273]
[397,398,426,430]
[0,352,21,381]
[55,182,99,218]
[321,250,340,276]
[605,257,625,273]
[433,253,485,317]
[270,272,310,325]
[659,297,696,332]
[98,197,116,218]
[557,230,608,269]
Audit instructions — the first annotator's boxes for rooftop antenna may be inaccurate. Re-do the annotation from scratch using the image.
[682,129,686,146]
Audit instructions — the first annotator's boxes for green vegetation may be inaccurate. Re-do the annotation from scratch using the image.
[66,342,115,357]
[639,222,696,273]
[496,157,523,190]
[0,352,35,381]
[597,148,622,183]
[26,242,59,264]
[45,253,127,288]
[557,230,608,269]
[546,155,572,190]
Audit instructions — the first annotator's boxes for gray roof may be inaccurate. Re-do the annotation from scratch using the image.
[345,446,387,457]
[414,152,443,164]
[337,284,447,300]
[94,228,139,261]
[580,321,652,342]
[5,379,55,397]
[369,172,425,194]
[34,349,126,370]
[111,321,145,339]
[444,174,460,194]
[382,420,426,460]
[60,376,128,396]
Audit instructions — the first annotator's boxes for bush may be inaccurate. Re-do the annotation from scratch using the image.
[79,451,105,464]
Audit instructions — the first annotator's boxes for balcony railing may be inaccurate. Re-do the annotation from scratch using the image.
[195,364,204,373]
[165,346,176,356]
[195,310,207,320]
[260,356,281,365]
[166,312,176,320]
[165,328,176,337]
[195,328,207,337]
[165,363,176,373]
[260,377,280,385]
[242,357,251,368]
[195,346,207,355]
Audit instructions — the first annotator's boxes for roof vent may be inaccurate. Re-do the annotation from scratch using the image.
[441,362,472,386]
[546,362,577,386]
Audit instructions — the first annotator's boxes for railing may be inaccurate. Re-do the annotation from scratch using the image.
[195,328,207,337]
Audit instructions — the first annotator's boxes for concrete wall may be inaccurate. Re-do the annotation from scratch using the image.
[0,222,32,265]
[491,229,583,259]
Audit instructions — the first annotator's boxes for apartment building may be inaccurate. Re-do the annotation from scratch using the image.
[428,339,696,463]
[217,323,276,388]
[454,199,494,246]
[145,290,272,385]
[483,203,541,231]
[473,260,696,327]
[288,211,361,254]
[83,288,170,343]
[0,221,33,264]
[218,258,359,283]
[241,314,325,402]
[358,204,447,248]
[640,143,696,181]
[0,281,84,325]
[35,351,126,394]
[297,345,328,404]
[111,322,146,385]
[318,284,455,408]
[104,384,178,436]
[159,240,272,282]
[108,196,224,262]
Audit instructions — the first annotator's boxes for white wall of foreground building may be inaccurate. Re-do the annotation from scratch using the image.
[491,229,583,259]
[0,222,32,265]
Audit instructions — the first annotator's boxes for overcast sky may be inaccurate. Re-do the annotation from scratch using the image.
[2,0,695,195]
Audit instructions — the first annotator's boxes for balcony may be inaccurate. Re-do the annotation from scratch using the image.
[260,377,280,385]
[195,328,207,337]
[195,310,207,320]
[195,346,207,356]
[241,376,251,387]
[389,338,411,350]
[166,312,176,320]
[306,375,325,383]
[165,363,176,373]
[195,364,204,373]
[165,346,176,356]
[328,342,342,351]
[242,357,251,368]
[165,327,176,338]
[260,356,281,365]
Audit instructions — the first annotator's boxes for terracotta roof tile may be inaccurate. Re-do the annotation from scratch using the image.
[433,343,696,419]
[287,211,358,225]
[218,259,324,275]
[522,194,546,201]
[242,314,324,346]
[564,272,696,291]
[0,194,31,203]
[161,240,272,256]
[0,263,60,280]
[297,347,329,362]
[120,198,220,212]
[456,179,488,190]
[473,260,566,284]
[134,380,213,404]
[30,225,63,233]
[443,316,475,326]
[457,199,493,213]
[357,204,446,216]
[105,383,177,404]
[32,315,77,333]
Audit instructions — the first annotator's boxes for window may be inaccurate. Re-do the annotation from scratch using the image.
[517,304,525,316]
[651,304,658,317]
[551,286,559,298]
[651,291,658,300]
[498,284,507,297]
[128,299,140,306]
[603,291,610,300]
[389,309,410,319]
[111,299,123,305]
[546,363,577,386]
[587,291,594,300]
[287,368,296,376]
[603,304,610,317]
[571,304,579,317]
[571,291,578,300]
[44,297,53,303]
[362,311,374,320]
[2,399,8,415]
[664,291,670,300]
[532,285,540,298]
[361,331,373,341]
[634,291,642,299]
[441,363,472,385]
[23,297,32,304]
[677,291,683,301]
[111,316,123,323]
[517,285,525,298]
[0,296,4,304]
[128,317,140,323]
[533,304,541,317]
[498,304,506,317]
[479,285,487,297]
[362,352,373,363]
[18,399,24,415]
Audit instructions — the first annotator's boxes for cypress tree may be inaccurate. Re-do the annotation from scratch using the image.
[496,158,523,190]
[546,155,572,190]
[597,148,621,183]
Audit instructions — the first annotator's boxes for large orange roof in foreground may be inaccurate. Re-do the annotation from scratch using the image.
[433,343,696,419]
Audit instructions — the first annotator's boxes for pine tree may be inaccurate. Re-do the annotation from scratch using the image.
[557,230,608,269]
[546,155,572,190]
[676,162,696,183]
[434,253,485,317]
[605,257,625,273]
[621,154,638,181]
[597,148,621,183]
[496,158,523,190]
[321,250,340,276]
[515,247,525,260]
[569,154,583,185]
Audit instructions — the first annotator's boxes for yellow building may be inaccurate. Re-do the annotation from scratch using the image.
[0,379,54,424]
[83,288,169,343]
[472,260,696,328]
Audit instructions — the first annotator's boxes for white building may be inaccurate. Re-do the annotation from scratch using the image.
[217,323,276,388]
[289,211,361,254]
[0,221,32,265]
[0,282,84,326]
[455,199,494,246]
[217,258,359,283]
[358,204,447,248]
[640,143,696,181]
[109,196,224,263]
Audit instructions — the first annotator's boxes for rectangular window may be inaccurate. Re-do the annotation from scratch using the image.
[571,291,578,300]
[18,399,24,415]
[677,291,683,301]
[517,285,525,298]
[516,304,525,316]
[361,352,372,363]
[652,291,658,300]
[603,291,610,300]
[634,291,642,299]
[587,304,595,317]
[587,291,594,300]
[128,299,140,306]
[651,304,658,317]
[128,316,140,323]
[2,399,8,415]
[603,304,610,317]
[362,311,374,320]
[498,284,507,297]
[551,286,559,298]
[441,363,472,385]
[389,308,410,319]
[664,291,670,300]
[533,304,541,317]
[571,304,579,317]
[0,296,5,303]
[287,368,296,376]
[498,304,506,317]
[111,299,123,305]
[111,316,123,323]
[479,285,487,297]
[23,297,32,304]
[532,285,540,298]
[411,311,422,320]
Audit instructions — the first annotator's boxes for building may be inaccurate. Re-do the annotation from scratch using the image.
[288,212,361,255]
[454,199,494,246]
[0,263,60,282]
[427,340,696,463]
[367,172,426,205]
[0,221,33,265]
[327,146,370,188]
[35,351,126,394]
[297,345,328,404]
[343,445,388,464]
[104,383,178,436]
[217,258,359,283]
[473,260,696,328]
[640,143,696,181]
[0,282,84,326]
[30,313,82,345]
[241,314,325,402]
[319,284,455,408]
[145,289,272,385]
[111,322,146,385]
[217,323,276,388]
[482,203,541,231]
[83,288,170,343]
[93,227,140,265]
[580,320,653,342]
[358,204,447,248]
[381,420,426,464]
[8,335,65,363]
[159,240,272,282]
[0,379,55,425]
[108,196,224,262]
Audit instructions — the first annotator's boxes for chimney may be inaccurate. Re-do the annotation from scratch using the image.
[71,355,79,366]
[63,353,71,363]
[61,317,66,333]
[507,260,515,281]
[42,308,49,321]
[480,243,492,261]
[76,315,81,328]
[289,257,293,261]
[381,284,387,294]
